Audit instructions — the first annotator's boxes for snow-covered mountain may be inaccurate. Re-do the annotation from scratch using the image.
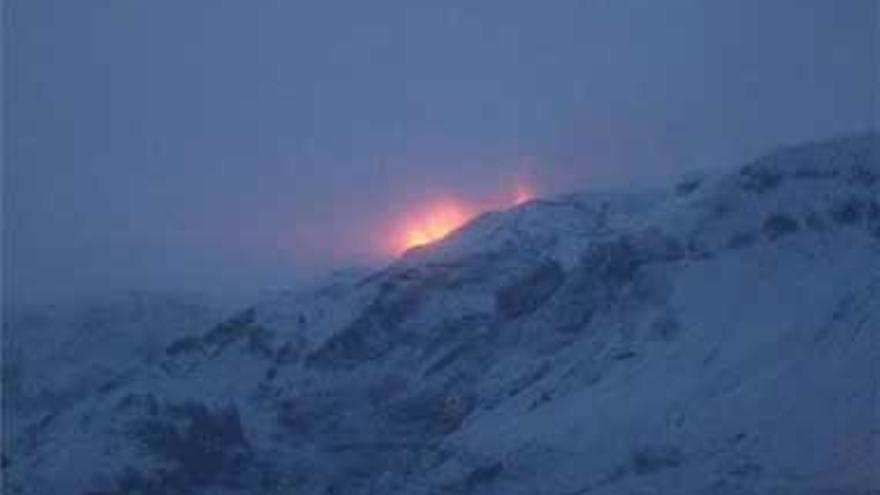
[3,134,878,495]
[2,292,223,471]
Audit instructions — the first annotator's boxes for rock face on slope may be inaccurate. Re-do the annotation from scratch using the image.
[3,134,879,495]
[3,292,221,424]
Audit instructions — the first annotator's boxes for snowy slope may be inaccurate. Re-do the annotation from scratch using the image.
[1,292,223,475]
[3,134,878,495]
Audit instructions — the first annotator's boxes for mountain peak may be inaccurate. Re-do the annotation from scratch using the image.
[5,134,879,495]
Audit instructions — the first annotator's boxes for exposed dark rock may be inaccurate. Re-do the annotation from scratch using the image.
[726,231,757,250]
[306,271,433,367]
[246,327,275,358]
[384,390,475,436]
[423,342,474,377]
[264,367,278,381]
[201,308,258,353]
[125,402,255,491]
[675,176,702,196]
[804,211,825,230]
[631,445,683,475]
[648,310,681,342]
[495,261,565,318]
[274,340,304,364]
[165,336,202,357]
[763,214,799,240]
[165,307,264,359]
[550,239,644,333]
[830,198,865,225]
[115,393,160,416]
[276,399,316,437]
[463,461,504,491]
[740,165,783,194]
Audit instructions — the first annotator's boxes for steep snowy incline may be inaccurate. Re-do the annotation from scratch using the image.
[2,134,878,495]
[3,292,221,417]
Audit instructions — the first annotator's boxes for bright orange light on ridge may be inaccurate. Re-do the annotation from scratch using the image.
[513,179,535,205]
[398,201,471,252]
[390,175,539,255]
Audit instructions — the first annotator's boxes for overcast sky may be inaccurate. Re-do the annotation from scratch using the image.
[4,0,877,303]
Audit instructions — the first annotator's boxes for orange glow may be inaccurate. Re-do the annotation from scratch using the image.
[389,175,539,255]
[397,200,472,252]
[513,179,535,205]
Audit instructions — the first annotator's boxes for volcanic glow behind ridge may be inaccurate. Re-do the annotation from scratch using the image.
[513,179,535,205]
[390,177,537,254]
[397,200,471,252]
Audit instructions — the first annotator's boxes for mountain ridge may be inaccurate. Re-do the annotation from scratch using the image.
[3,133,878,495]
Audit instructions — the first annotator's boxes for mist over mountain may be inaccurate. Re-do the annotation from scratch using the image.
[8,0,876,304]
[2,134,879,494]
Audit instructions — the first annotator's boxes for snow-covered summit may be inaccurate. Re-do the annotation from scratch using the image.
[3,134,878,495]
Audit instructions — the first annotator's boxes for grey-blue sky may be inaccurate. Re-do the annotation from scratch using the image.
[4,0,877,302]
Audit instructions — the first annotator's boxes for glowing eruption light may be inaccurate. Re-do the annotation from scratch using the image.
[513,179,535,205]
[397,201,471,252]
[392,177,537,254]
